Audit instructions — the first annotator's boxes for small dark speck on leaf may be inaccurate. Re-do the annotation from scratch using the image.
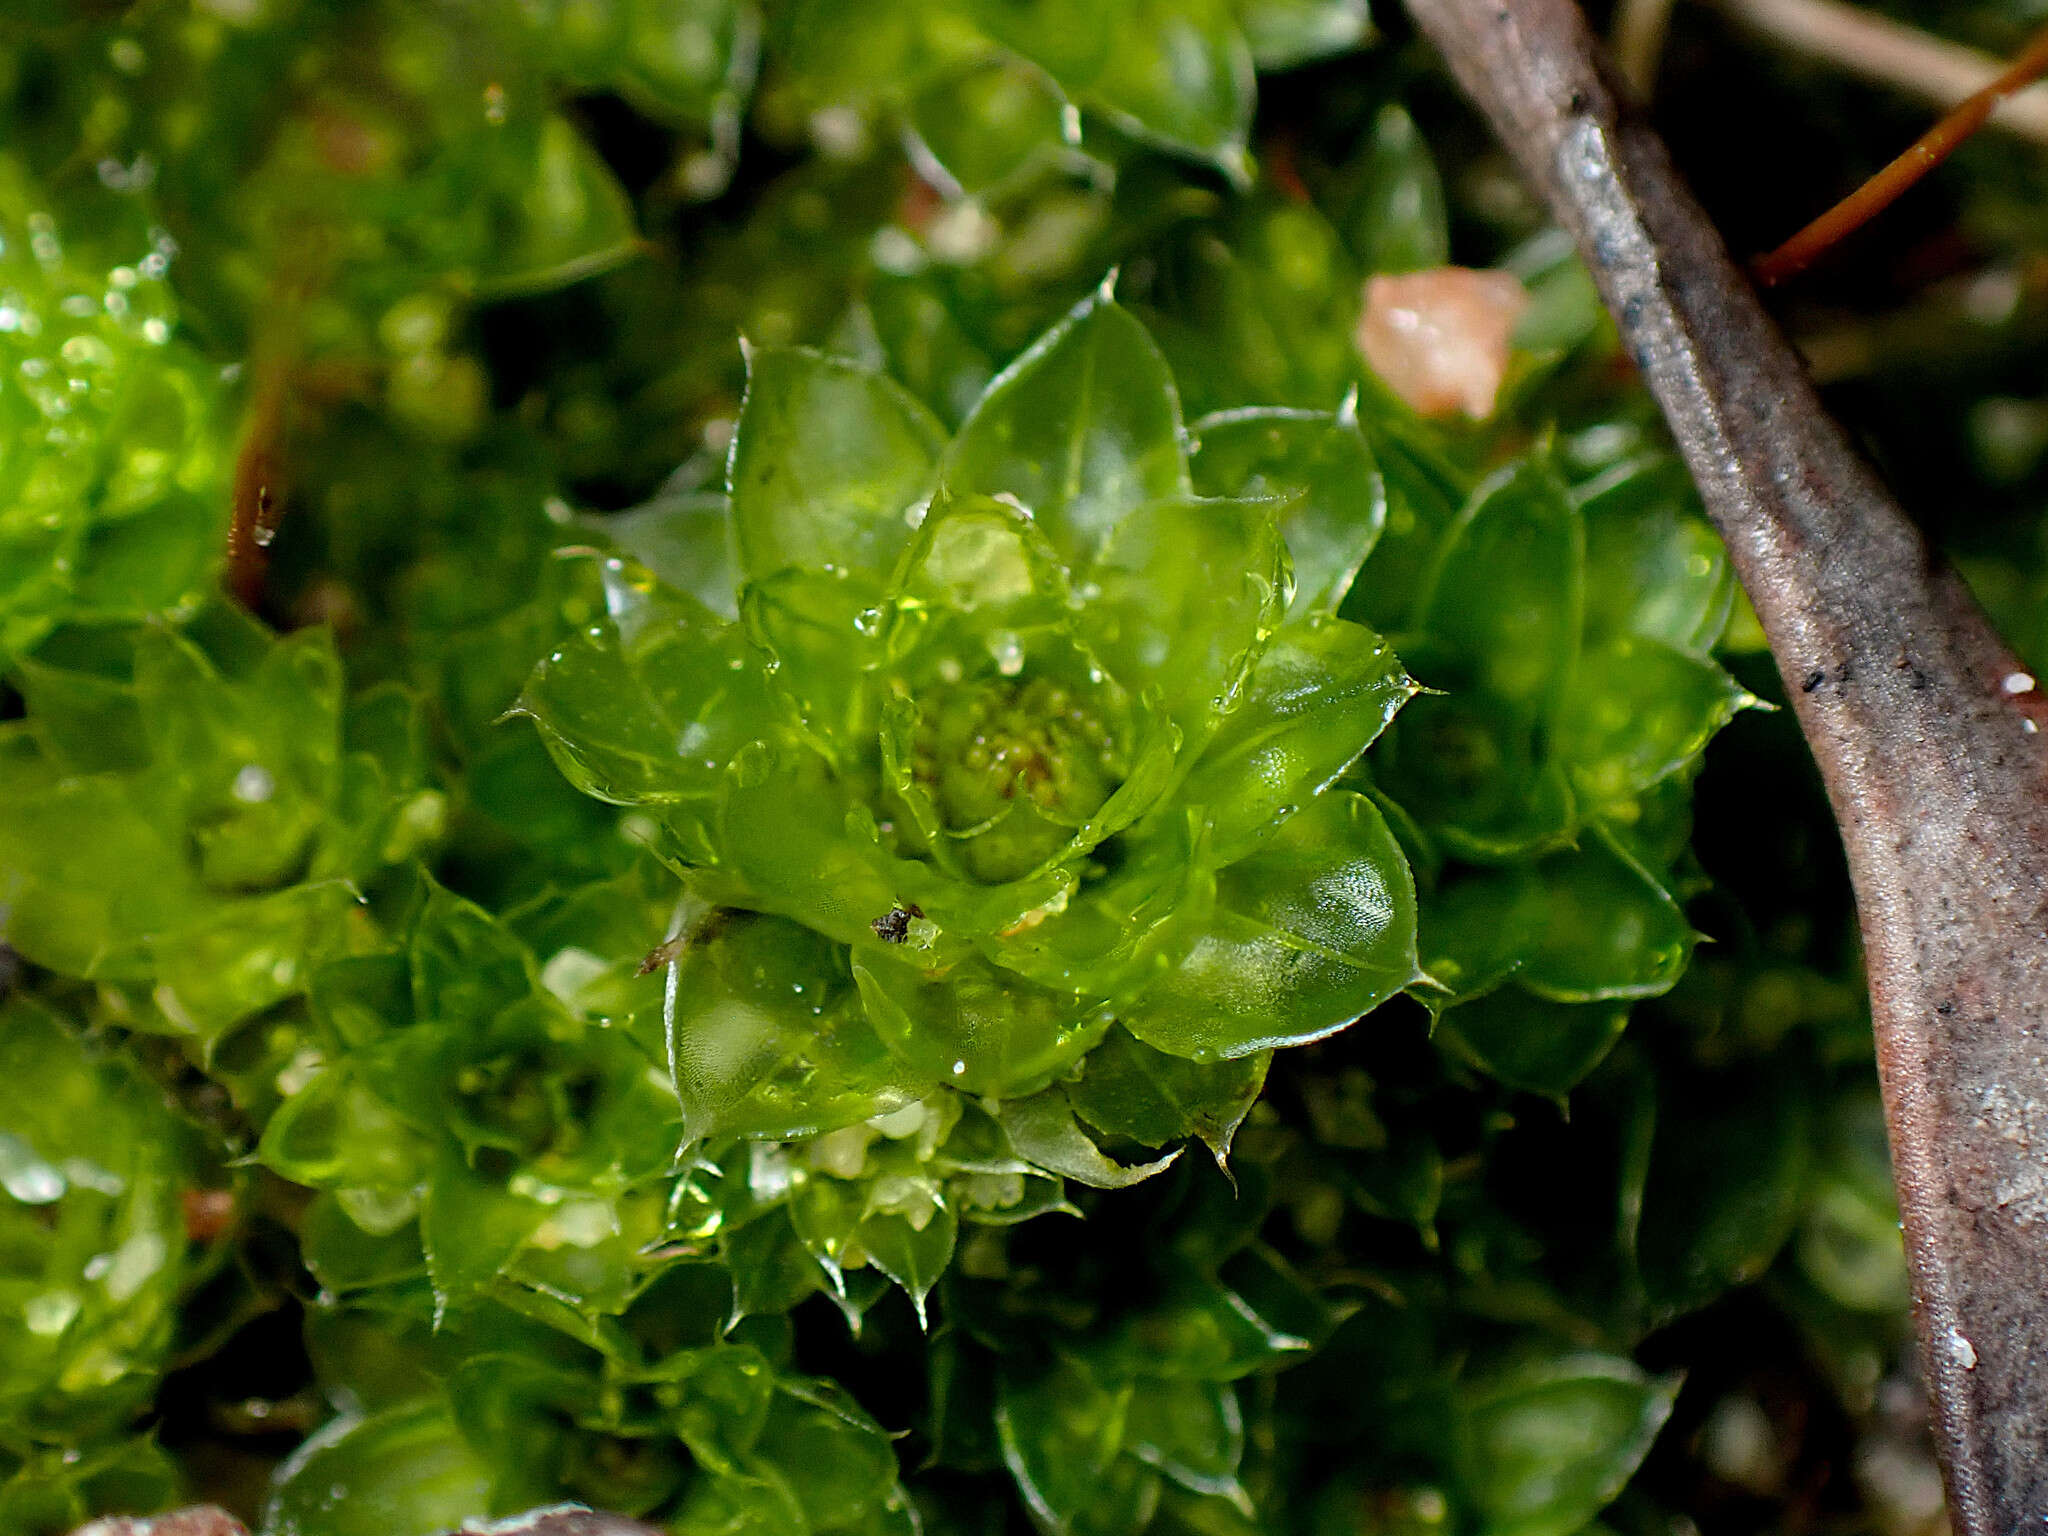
[638,936,687,975]
[638,910,729,974]
[872,903,924,943]
[1803,671,1824,693]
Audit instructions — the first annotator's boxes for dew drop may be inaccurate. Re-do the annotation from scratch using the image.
[1,1153,65,1205]
[991,631,1025,676]
[232,764,275,804]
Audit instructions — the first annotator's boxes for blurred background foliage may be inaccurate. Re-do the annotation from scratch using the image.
[6,0,2047,1530]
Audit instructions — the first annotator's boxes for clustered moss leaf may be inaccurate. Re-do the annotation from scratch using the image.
[519,280,1424,1145]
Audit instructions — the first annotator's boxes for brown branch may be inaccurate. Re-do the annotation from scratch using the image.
[1753,19,2048,285]
[1402,1,2048,1528]
[225,357,290,612]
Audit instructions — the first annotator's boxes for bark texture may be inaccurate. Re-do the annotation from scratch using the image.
[1403,1,2048,1527]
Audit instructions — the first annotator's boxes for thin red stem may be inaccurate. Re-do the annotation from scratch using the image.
[1752,20,2048,286]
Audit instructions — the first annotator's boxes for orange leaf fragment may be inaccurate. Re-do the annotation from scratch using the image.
[1356,267,1529,421]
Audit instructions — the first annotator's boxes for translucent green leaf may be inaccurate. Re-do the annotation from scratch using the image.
[613,0,755,130]
[0,1437,181,1536]
[672,912,928,1143]
[1080,496,1285,749]
[995,1356,1136,1533]
[962,0,1113,87]
[961,0,1258,174]
[1069,1026,1269,1164]
[0,769,177,981]
[759,0,938,116]
[891,489,1078,640]
[985,817,1209,1003]
[743,566,890,764]
[1179,615,1413,861]
[300,1193,428,1295]
[8,639,147,775]
[716,757,929,956]
[65,488,222,628]
[863,276,1000,430]
[730,345,947,587]
[409,1000,677,1188]
[410,880,537,1030]
[672,1470,810,1535]
[854,950,1114,1098]
[1424,835,1693,1013]
[999,1087,1183,1189]
[790,1172,865,1289]
[908,55,1070,197]
[1125,1378,1248,1502]
[943,285,1190,568]
[134,623,342,891]
[1791,1091,1904,1304]
[757,1376,906,1532]
[1506,232,1606,357]
[0,624,370,1025]
[1454,1356,1679,1536]
[1413,457,1583,710]
[1082,0,1255,177]
[1235,0,1372,68]
[1576,454,1734,658]
[1434,987,1632,1099]
[956,1171,1080,1227]
[445,1352,612,1517]
[420,1149,548,1310]
[0,998,195,1446]
[513,559,777,811]
[855,1185,957,1325]
[1339,422,1466,634]
[1146,201,1362,418]
[1517,836,1696,1004]
[257,1063,435,1194]
[150,880,362,1046]
[1372,691,1577,862]
[1558,636,1752,806]
[1122,791,1420,1062]
[0,160,230,654]
[264,1399,496,1536]
[725,1207,830,1322]
[474,114,640,296]
[1102,1269,1319,1379]
[1635,1062,1815,1320]
[1191,405,1387,619]
[1415,866,1544,1006]
[1378,457,1583,858]
[1341,104,1449,274]
[603,489,741,621]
